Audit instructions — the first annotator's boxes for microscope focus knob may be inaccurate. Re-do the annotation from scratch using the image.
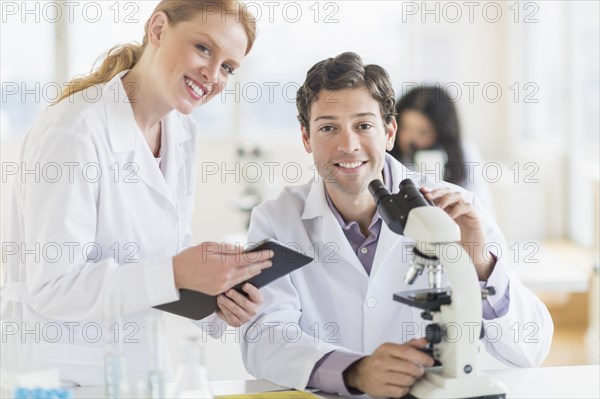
[426,323,444,344]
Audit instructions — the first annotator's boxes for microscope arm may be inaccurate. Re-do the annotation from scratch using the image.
[433,243,483,379]
[405,206,483,378]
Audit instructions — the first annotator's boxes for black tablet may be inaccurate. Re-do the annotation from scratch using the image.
[154,239,314,320]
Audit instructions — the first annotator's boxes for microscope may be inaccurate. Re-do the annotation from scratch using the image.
[369,179,506,399]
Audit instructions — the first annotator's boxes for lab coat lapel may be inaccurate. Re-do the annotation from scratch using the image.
[104,71,175,207]
[370,221,402,279]
[301,180,367,278]
[132,133,175,206]
[161,113,191,200]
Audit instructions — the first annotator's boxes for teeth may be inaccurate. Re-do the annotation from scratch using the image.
[337,162,363,169]
[185,77,205,98]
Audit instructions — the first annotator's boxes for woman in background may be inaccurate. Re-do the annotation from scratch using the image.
[389,85,495,215]
[2,0,271,387]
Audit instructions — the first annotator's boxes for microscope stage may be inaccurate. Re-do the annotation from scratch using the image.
[393,287,452,311]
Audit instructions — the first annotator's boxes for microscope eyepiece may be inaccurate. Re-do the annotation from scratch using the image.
[368,180,391,204]
[398,179,430,208]
[369,178,432,236]
[399,179,417,189]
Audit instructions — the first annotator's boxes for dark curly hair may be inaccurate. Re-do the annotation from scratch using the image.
[296,52,396,132]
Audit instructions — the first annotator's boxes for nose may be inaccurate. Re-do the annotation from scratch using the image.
[201,61,220,83]
[337,129,361,154]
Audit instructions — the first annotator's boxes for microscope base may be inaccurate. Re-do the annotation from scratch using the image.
[406,368,506,399]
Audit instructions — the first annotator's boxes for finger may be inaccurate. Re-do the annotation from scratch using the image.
[237,261,272,281]
[214,252,273,269]
[406,337,430,348]
[381,370,418,387]
[225,288,258,314]
[217,296,244,326]
[387,344,434,367]
[216,303,233,321]
[222,250,274,267]
[435,192,464,210]
[218,294,250,321]
[383,358,426,379]
[241,248,275,264]
[224,262,271,291]
[242,283,263,304]
[423,187,453,201]
[222,309,241,327]
[449,203,476,220]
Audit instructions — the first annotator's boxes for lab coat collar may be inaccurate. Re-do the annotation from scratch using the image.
[103,70,191,153]
[102,70,192,206]
[104,70,137,153]
[301,176,327,221]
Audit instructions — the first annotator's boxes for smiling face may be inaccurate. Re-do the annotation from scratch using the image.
[147,10,248,114]
[302,87,397,198]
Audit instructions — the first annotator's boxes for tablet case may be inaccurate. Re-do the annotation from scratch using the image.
[154,239,314,320]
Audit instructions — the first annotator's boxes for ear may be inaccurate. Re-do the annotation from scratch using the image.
[301,126,312,154]
[385,118,397,151]
[147,11,169,47]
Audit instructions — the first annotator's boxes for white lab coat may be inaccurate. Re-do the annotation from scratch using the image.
[1,71,197,385]
[241,154,553,391]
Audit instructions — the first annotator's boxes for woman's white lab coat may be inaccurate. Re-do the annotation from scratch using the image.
[1,71,194,385]
[241,155,554,391]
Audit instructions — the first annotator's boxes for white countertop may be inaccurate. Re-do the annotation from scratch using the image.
[69,365,599,398]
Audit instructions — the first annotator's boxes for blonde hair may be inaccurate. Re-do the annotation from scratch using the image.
[54,0,256,104]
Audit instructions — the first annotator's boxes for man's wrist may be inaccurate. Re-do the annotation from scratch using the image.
[343,357,364,391]
[475,252,497,281]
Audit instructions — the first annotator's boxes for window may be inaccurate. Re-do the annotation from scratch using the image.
[509,0,600,245]
[227,1,407,140]
[1,5,55,138]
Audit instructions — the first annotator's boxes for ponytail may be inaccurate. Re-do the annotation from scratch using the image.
[53,43,144,104]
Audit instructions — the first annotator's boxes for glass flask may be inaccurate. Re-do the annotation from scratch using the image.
[104,290,130,399]
[145,313,164,399]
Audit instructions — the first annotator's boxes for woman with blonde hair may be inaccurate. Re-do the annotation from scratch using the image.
[2,0,272,386]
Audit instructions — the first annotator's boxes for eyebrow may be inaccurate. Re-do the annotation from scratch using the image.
[313,112,378,122]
